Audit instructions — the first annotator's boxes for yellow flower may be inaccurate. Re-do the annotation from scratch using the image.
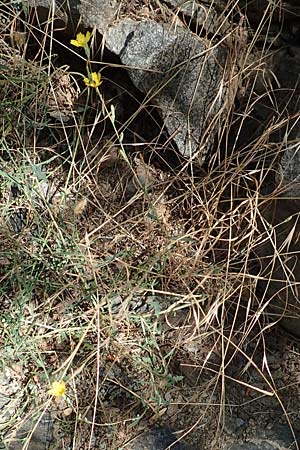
[48,380,66,397]
[70,31,91,48]
[83,72,102,88]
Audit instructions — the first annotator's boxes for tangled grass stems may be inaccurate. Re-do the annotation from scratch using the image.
[1,0,300,448]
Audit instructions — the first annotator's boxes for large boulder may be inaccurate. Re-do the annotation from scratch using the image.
[104,19,228,159]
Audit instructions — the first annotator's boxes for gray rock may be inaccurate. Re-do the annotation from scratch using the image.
[224,416,246,436]
[228,445,279,450]
[251,42,300,336]
[28,0,118,33]
[127,428,191,450]
[3,411,53,450]
[227,445,264,450]
[244,42,300,337]
[271,45,300,198]
[278,143,300,198]
[224,424,300,450]
[27,0,218,37]
[163,0,218,34]
[0,368,23,433]
[78,0,119,33]
[105,19,227,159]
[0,363,53,450]
[255,197,300,338]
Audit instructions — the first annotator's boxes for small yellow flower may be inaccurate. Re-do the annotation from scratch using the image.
[83,72,102,88]
[70,31,91,48]
[48,380,66,397]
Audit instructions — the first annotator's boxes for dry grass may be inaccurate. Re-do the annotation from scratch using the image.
[1,0,300,449]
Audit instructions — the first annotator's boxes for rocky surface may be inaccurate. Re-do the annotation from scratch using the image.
[229,17,300,338]
[94,422,300,450]
[255,44,300,337]
[3,411,53,450]
[270,44,300,197]
[127,428,191,449]
[0,367,23,434]
[28,0,220,34]
[0,367,52,450]
[28,0,117,33]
[163,0,218,34]
[105,19,228,159]
[279,144,300,197]
[223,422,300,450]
[255,197,300,338]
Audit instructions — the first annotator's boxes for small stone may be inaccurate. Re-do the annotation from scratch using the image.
[127,428,191,450]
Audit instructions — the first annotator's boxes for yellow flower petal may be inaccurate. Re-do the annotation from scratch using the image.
[84,31,91,43]
[70,31,91,48]
[92,72,101,85]
[48,380,66,397]
[83,72,102,88]
[70,39,82,47]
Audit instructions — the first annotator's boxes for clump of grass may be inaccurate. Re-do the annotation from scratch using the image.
[1,0,299,449]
